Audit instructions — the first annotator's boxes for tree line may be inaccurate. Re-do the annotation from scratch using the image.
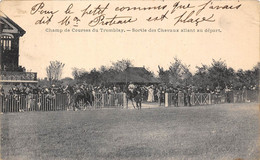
[44,58,259,90]
[158,58,259,90]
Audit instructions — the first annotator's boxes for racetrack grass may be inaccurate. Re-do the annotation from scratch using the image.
[1,103,259,160]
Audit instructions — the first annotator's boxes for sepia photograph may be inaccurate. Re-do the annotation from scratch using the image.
[0,0,259,159]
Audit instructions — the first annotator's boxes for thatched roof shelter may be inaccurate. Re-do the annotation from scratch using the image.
[110,67,160,84]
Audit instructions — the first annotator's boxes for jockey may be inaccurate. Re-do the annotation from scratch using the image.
[128,82,136,93]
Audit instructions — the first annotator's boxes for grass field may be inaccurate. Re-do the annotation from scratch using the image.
[0,103,259,160]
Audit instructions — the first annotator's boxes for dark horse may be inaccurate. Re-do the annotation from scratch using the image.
[126,88,143,109]
[66,86,94,111]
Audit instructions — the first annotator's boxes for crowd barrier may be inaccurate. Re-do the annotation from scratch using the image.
[94,93,126,108]
[0,94,69,112]
[165,90,258,107]
[0,90,258,113]
[0,93,127,113]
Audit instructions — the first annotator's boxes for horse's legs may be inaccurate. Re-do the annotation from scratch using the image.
[72,102,76,111]
[138,101,141,110]
[77,101,81,110]
[136,101,139,109]
[70,101,74,111]
[86,100,92,110]
[74,97,81,111]
[68,97,75,111]
[73,99,79,111]
[131,99,136,109]
[83,101,87,110]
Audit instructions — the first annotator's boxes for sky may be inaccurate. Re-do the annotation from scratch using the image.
[1,0,259,78]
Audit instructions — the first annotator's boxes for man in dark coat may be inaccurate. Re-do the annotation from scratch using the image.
[134,86,142,109]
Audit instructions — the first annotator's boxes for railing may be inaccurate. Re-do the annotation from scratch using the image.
[0,93,127,113]
[0,94,68,112]
[190,93,212,106]
[0,71,37,81]
[94,93,126,108]
[0,90,258,112]
[165,90,258,107]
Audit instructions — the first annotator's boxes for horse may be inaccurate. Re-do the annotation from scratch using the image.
[66,86,94,111]
[126,88,143,109]
[75,89,95,110]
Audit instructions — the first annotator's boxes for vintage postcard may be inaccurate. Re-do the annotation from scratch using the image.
[0,0,259,159]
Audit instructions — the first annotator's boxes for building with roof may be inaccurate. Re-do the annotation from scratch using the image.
[0,12,37,86]
[110,67,160,85]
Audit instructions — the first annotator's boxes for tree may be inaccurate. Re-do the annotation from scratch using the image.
[235,64,259,89]
[193,59,236,90]
[143,66,155,77]
[111,59,133,72]
[46,61,65,82]
[252,62,260,88]
[168,57,192,86]
[207,59,235,89]
[88,68,101,85]
[192,64,210,89]
[158,65,170,84]
[158,57,191,86]
[72,67,86,79]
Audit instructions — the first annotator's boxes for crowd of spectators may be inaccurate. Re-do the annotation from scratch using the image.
[0,71,37,81]
[0,83,258,105]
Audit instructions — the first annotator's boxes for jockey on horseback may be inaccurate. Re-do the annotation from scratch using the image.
[127,82,136,108]
[128,82,136,94]
[65,84,82,111]
[126,83,143,109]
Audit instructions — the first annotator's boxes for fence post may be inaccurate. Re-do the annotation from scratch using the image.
[158,95,160,106]
[0,96,3,113]
[93,93,97,108]
[123,93,127,109]
[208,94,211,105]
[245,90,248,102]
[191,93,194,106]
[178,92,184,107]
[165,93,168,107]
[102,94,105,108]
[3,96,6,113]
